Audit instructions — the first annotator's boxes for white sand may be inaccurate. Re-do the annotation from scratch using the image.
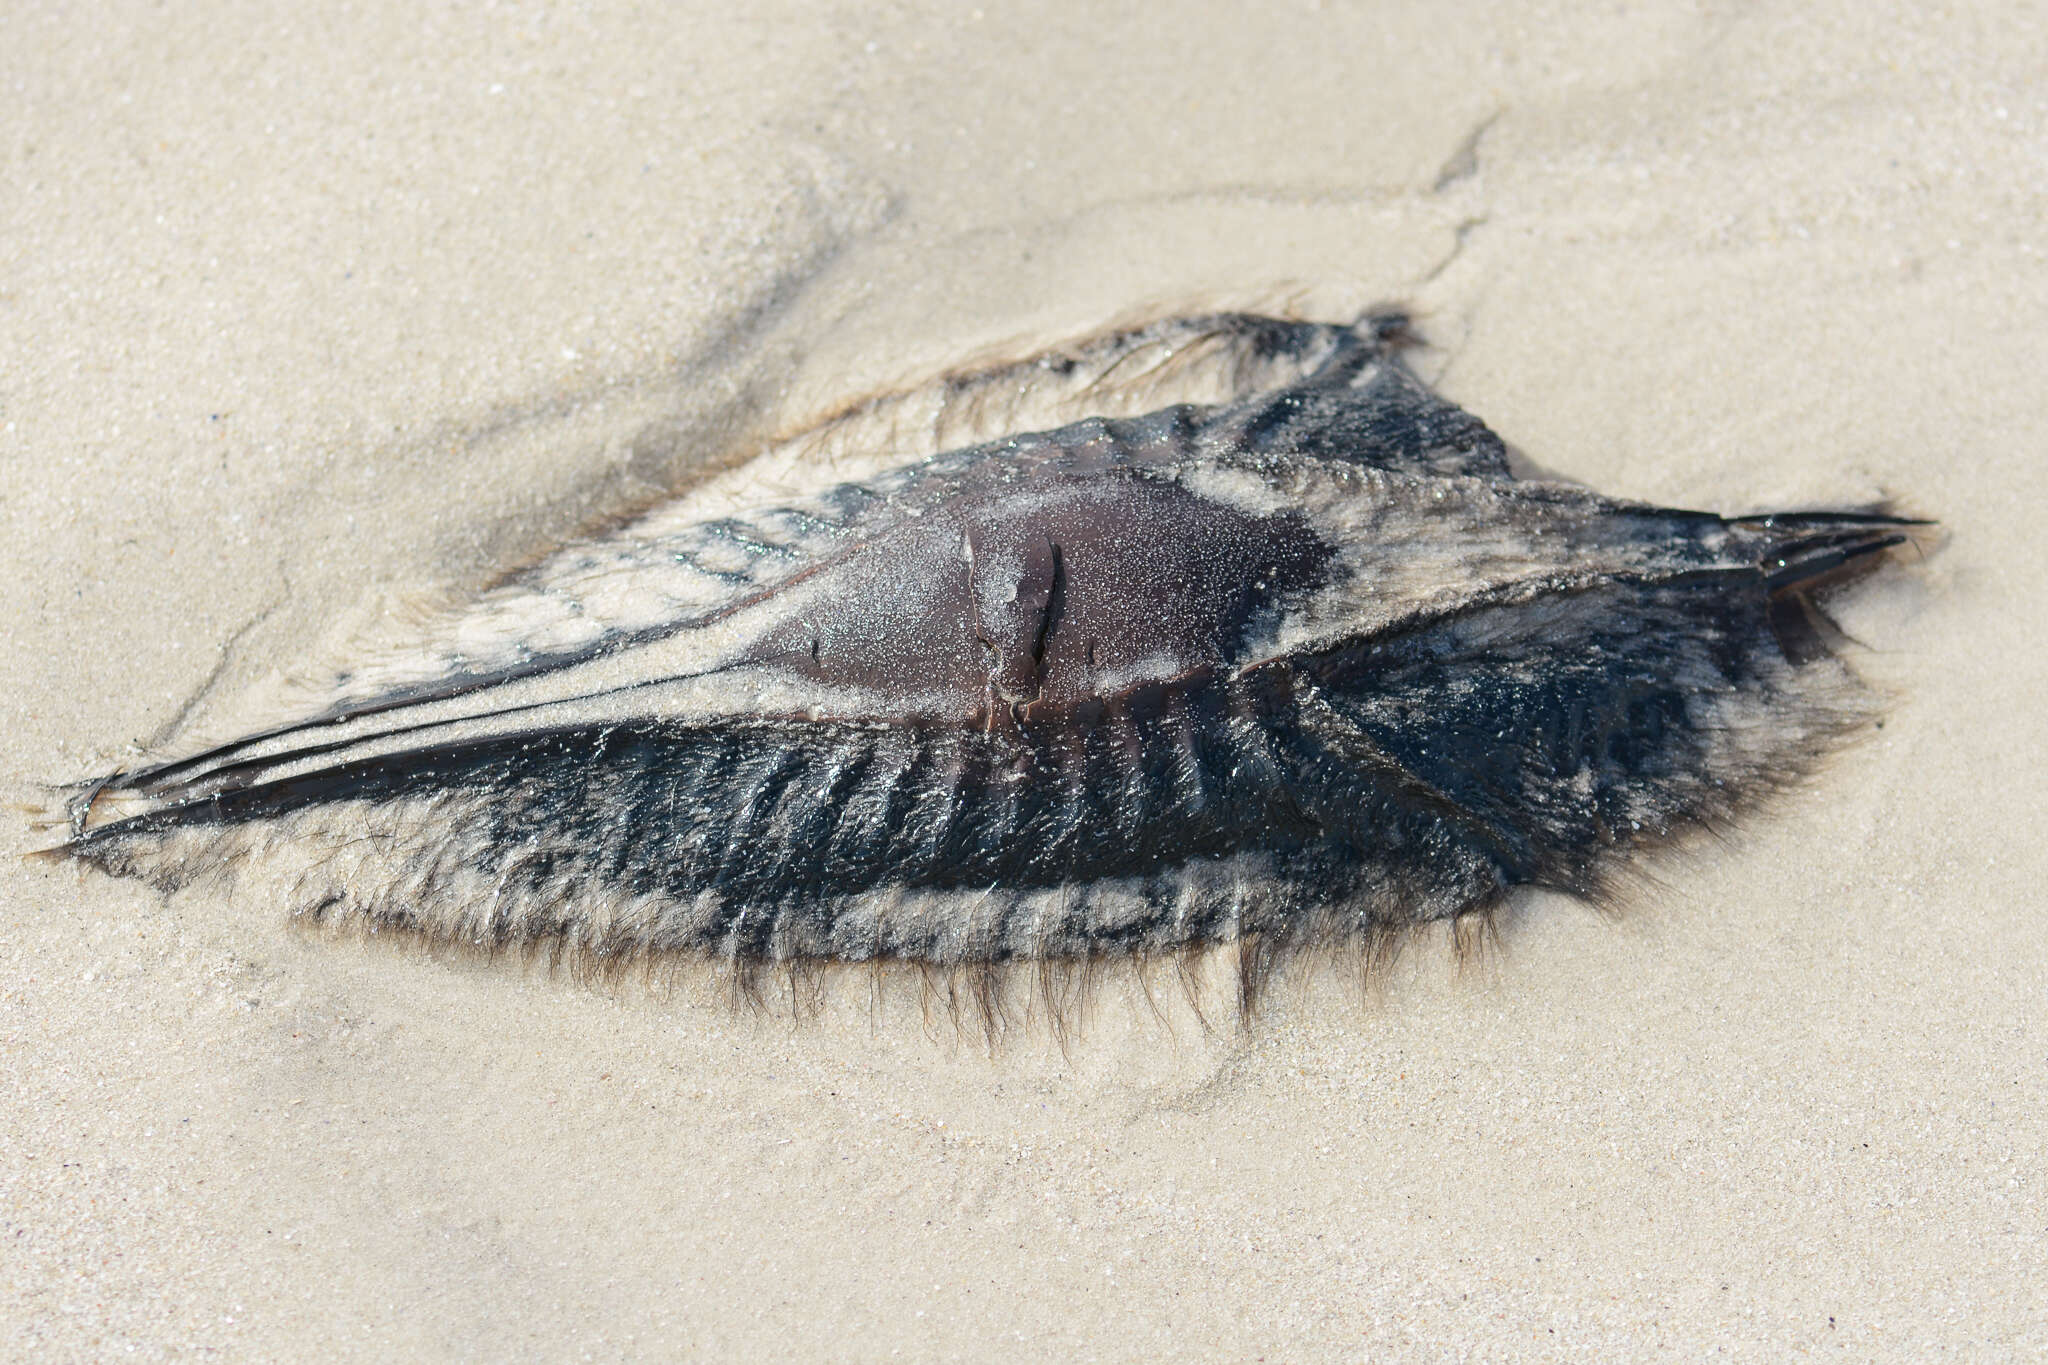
[4,3,2044,1358]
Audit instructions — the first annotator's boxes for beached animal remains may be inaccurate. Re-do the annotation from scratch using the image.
[57,311,1923,1004]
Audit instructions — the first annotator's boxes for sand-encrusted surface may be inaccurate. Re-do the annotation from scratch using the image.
[4,4,2042,1358]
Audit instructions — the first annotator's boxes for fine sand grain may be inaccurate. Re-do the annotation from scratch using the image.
[4,3,2045,1359]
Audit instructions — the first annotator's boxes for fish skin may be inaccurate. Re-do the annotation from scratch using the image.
[59,312,1926,973]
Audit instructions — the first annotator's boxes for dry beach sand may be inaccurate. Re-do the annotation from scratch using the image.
[4,2,2045,1358]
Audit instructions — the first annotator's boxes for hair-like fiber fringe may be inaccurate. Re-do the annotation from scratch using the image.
[47,681,1878,1054]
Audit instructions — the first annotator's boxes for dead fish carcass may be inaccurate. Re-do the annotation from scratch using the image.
[60,311,1924,986]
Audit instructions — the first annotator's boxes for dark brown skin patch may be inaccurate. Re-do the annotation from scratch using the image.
[747,472,1329,729]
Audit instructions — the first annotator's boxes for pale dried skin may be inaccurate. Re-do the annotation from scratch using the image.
[62,312,1922,976]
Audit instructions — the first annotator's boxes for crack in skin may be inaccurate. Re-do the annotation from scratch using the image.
[966,527,1064,738]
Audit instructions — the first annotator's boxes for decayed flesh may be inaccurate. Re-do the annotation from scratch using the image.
[58,312,1926,980]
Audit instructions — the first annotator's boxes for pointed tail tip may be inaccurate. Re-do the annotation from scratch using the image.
[1751,511,1939,595]
[1741,509,1937,665]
